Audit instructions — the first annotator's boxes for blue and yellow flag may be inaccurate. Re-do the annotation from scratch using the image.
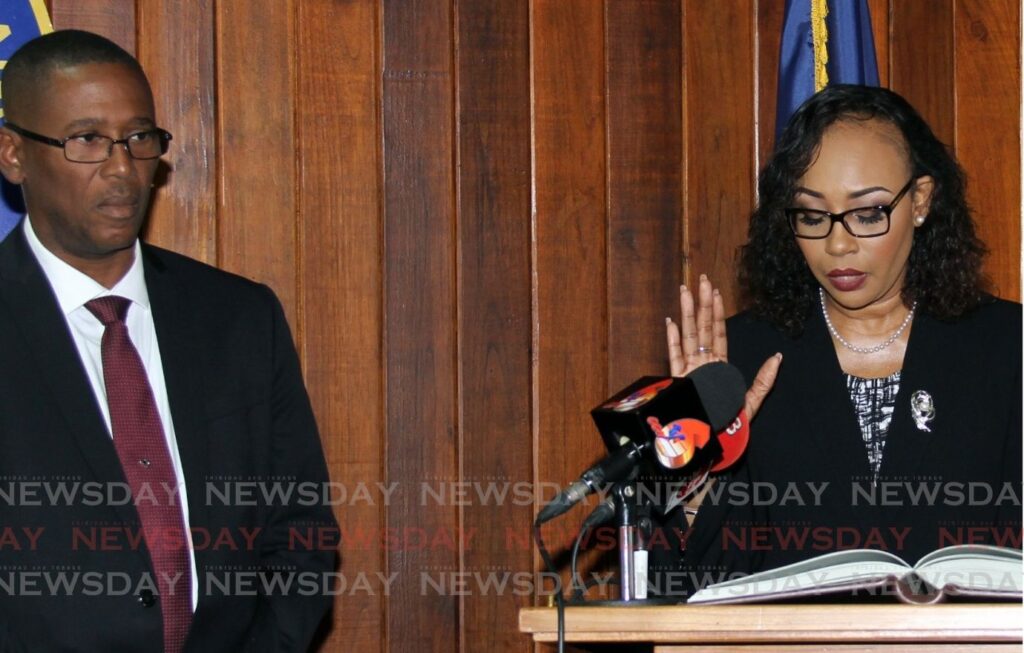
[775,0,879,139]
[1,0,53,241]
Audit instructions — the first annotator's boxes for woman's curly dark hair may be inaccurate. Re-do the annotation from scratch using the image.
[739,84,987,335]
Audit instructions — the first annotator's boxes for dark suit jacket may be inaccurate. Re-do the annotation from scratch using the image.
[0,226,338,652]
[670,298,1022,594]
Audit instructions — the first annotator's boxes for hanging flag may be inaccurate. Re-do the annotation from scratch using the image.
[775,0,879,139]
[1,0,53,241]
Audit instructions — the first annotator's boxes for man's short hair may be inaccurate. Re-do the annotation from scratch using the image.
[2,29,148,122]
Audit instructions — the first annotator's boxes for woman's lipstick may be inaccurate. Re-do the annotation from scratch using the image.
[827,268,867,292]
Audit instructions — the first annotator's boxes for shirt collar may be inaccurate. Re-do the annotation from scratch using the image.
[23,216,151,316]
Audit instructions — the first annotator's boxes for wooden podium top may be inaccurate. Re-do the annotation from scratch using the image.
[519,604,1023,650]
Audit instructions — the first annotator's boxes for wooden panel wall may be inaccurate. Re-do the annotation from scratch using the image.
[382,2,460,649]
[456,2,534,649]
[296,1,385,648]
[44,1,1021,651]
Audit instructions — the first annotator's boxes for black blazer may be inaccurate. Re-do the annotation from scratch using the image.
[0,226,338,652]
[679,298,1022,590]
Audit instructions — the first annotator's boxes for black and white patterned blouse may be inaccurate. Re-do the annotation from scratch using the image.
[845,371,901,480]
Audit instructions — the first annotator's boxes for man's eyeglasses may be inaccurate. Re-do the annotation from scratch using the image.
[785,178,916,239]
[3,121,172,163]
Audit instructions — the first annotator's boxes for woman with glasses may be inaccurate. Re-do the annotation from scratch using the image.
[663,84,1021,594]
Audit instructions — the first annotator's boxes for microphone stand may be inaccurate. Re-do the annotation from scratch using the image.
[611,480,652,601]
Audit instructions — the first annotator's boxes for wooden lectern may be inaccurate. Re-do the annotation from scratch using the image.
[519,604,1023,651]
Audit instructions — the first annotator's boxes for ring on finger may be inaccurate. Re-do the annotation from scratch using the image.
[696,345,712,354]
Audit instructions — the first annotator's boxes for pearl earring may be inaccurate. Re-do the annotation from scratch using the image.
[914,215,926,226]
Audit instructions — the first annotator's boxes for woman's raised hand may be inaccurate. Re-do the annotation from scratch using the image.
[665,275,781,420]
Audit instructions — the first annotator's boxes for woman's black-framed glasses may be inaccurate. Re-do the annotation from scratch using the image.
[786,178,916,239]
[3,121,172,163]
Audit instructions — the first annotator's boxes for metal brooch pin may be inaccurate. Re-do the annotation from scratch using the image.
[910,390,935,432]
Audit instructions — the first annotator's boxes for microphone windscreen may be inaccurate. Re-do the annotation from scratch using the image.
[687,362,746,432]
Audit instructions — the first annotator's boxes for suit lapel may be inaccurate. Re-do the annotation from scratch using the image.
[0,228,147,532]
[877,312,942,482]
[142,247,211,564]
[788,307,875,483]
[798,307,945,524]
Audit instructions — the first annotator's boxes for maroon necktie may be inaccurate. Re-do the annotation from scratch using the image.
[86,296,192,653]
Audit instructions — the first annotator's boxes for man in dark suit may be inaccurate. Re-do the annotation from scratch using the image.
[0,30,338,652]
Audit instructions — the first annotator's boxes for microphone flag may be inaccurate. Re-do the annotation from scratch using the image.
[591,362,746,475]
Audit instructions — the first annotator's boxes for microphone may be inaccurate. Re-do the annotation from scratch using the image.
[535,362,746,525]
[535,437,643,525]
[581,495,616,530]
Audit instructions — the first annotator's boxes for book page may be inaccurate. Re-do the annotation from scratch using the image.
[689,549,912,603]
[915,544,1022,567]
[914,546,1023,594]
[704,548,911,590]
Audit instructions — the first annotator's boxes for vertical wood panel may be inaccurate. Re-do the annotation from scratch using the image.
[215,0,298,322]
[605,0,682,389]
[456,1,534,651]
[867,0,890,86]
[954,0,1021,300]
[531,0,609,610]
[683,0,756,312]
[136,0,216,264]
[297,1,384,650]
[756,0,785,167]
[49,0,135,52]
[891,0,955,147]
[382,1,458,650]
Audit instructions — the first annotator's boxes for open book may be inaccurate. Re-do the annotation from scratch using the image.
[688,545,1023,605]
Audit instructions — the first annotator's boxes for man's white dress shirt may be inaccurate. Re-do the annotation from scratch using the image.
[24,217,199,609]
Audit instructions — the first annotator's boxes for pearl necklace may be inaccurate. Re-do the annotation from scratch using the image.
[819,288,917,354]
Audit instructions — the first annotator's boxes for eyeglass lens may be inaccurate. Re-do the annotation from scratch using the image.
[64,132,166,162]
[790,208,889,238]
